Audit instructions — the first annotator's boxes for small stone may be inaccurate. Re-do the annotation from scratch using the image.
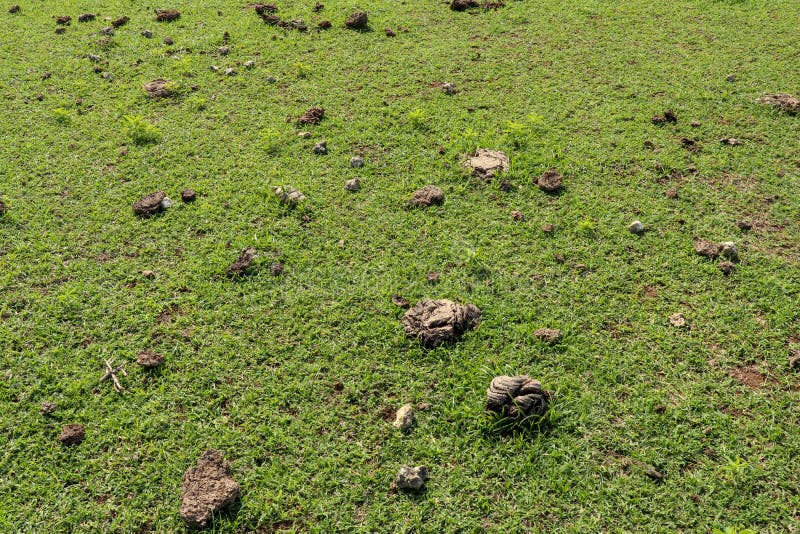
[270,262,284,276]
[297,131,311,138]
[349,156,364,168]
[180,450,240,528]
[142,270,156,279]
[163,36,174,45]
[136,349,165,368]
[58,424,85,446]
[345,11,368,29]
[141,29,153,38]
[628,220,645,234]
[719,261,735,275]
[40,402,56,415]
[318,20,332,29]
[273,186,305,206]
[344,178,360,192]
[392,404,415,431]
[537,169,563,192]
[719,241,738,261]
[726,74,737,82]
[442,82,456,95]
[55,15,71,25]
[181,189,196,202]
[313,140,327,154]
[111,16,130,28]
[244,60,255,69]
[160,197,173,210]
[533,328,562,344]
[396,466,428,491]
[669,313,686,327]
[409,185,444,207]
[223,67,236,76]
[218,46,230,55]
[209,65,219,72]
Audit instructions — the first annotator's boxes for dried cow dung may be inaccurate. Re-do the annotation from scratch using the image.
[537,169,563,192]
[58,424,85,446]
[467,149,509,180]
[226,247,256,276]
[345,11,368,29]
[143,79,174,99]
[136,349,165,368]
[401,299,481,348]
[155,9,180,22]
[297,106,324,125]
[485,375,550,422]
[409,185,444,207]
[180,450,240,528]
[756,93,800,114]
[133,191,167,217]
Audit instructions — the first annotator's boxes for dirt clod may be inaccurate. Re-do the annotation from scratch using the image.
[273,186,305,206]
[401,299,481,348]
[78,13,95,22]
[345,178,361,192]
[133,191,167,217]
[313,140,327,154]
[136,350,165,368]
[318,20,331,29]
[313,3,324,12]
[270,262,284,276]
[409,185,444,207]
[663,109,677,123]
[40,401,56,415]
[694,239,721,259]
[8,5,19,13]
[345,11,368,29]
[645,468,664,481]
[143,79,174,99]
[393,404,415,431]
[155,9,180,22]
[58,424,85,446]
[112,16,130,28]
[719,261,735,275]
[451,0,479,10]
[756,93,800,114]
[396,466,428,491]
[180,450,240,528]
[56,15,71,25]
[485,375,550,422]
[391,295,410,309]
[181,188,196,202]
[163,36,174,45]
[226,248,256,277]
[350,155,364,168]
[628,220,644,234]
[533,328,562,344]
[385,28,396,37]
[467,149,508,180]
[297,106,324,125]
[537,169,563,192]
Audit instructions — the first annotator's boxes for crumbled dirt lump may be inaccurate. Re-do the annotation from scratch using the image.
[143,79,174,99]
[401,299,481,348]
[467,149,509,180]
[155,9,180,22]
[136,349,165,368]
[226,247,256,276]
[297,106,324,125]
[345,11,368,29]
[133,191,167,217]
[58,424,85,446]
[180,450,240,528]
[409,185,444,207]
[485,375,550,421]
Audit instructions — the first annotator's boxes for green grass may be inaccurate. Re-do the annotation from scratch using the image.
[1,0,799,531]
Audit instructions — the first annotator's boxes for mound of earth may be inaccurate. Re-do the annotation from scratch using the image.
[401,299,481,348]
[180,450,240,528]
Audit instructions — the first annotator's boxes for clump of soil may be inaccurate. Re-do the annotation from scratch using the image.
[133,191,168,217]
[180,450,240,528]
[297,106,324,125]
[719,261,735,275]
[537,169,563,192]
[8,5,20,14]
[756,93,800,114]
[181,188,196,202]
[136,349,165,368]
[391,294,410,309]
[55,15,71,25]
[345,11,368,29]
[112,16,130,28]
[318,20,332,29]
[41,401,56,415]
[143,79,174,99]
[270,262,284,276]
[485,375,550,422]
[467,149,508,180]
[155,9,180,22]
[396,466,428,491]
[77,13,95,22]
[409,185,444,207]
[401,299,481,348]
[58,424,85,446]
[694,239,721,259]
[450,0,479,10]
[226,248,256,277]
[533,328,562,344]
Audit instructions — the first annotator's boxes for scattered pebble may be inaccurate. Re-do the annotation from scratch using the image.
[218,46,230,56]
[401,299,481,348]
[318,20,332,29]
[160,196,173,209]
[180,450,240,528]
[181,188,196,202]
[344,178,360,192]
[537,169,563,192]
[690,120,701,127]
[396,466,429,492]
[533,328,562,344]
[136,349,165,368]
[58,424,85,446]
[628,220,645,234]
[349,156,364,168]
[409,185,444,207]
[100,26,114,36]
[345,11,368,30]
[669,313,686,327]
[226,247,256,277]
[467,149,508,180]
[209,65,219,72]
[392,404,415,431]
[384,28,396,37]
[313,140,327,154]
[485,375,550,422]
[266,75,276,83]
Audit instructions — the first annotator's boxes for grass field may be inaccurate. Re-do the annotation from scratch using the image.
[1,0,799,531]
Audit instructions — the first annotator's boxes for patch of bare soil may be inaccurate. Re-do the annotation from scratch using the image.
[728,365,775,389]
